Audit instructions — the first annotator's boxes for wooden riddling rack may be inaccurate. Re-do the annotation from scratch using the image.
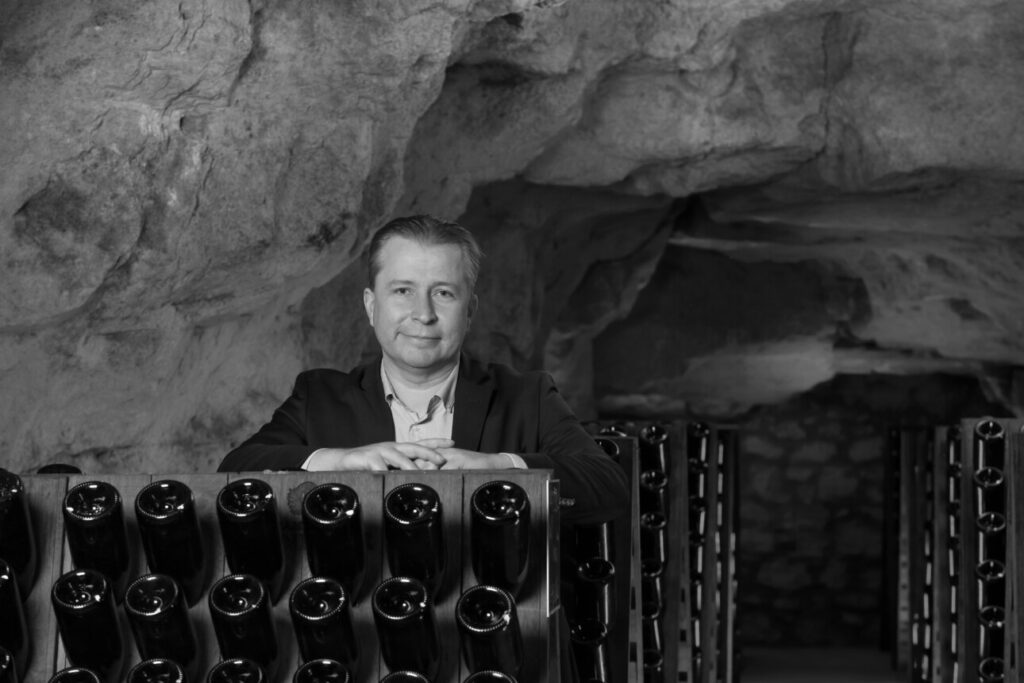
[886,419,1022,683]
[563,433,642,683]
[15,470,560,683]
[583,420,740,683]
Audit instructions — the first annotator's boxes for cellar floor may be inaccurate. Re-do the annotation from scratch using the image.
[741,647,904,682]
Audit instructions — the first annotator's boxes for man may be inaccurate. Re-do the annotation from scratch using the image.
[218,214,628,527]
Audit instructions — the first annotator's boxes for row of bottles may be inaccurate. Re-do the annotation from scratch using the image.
[0,472,538,683]
[889,418,1018,683]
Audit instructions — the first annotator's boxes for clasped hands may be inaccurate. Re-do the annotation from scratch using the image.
[305,438,511,472]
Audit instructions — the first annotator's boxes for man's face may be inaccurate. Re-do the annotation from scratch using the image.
[364,236,477,381]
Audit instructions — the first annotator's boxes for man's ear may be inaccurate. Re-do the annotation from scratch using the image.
[363,287,376,326]
[468,293,478,321]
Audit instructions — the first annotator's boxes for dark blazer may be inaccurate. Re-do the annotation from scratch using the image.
[218,354,628,526]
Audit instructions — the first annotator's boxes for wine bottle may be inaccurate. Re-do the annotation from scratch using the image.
[638,470,667,515]
[979,657,1004,683]
[206,659,265,683]
[569,619,609,683]
[292,658,352,683]
[378,673,428,683]
[62,481,131,602]
[208,574,278,676]
[639,512,667,569]
[638,423,668,473]
[371,576,440,680]
[642,649,664,683]
[592,438,620,460]
[470,481,530,595]
[0,560,28,680]
[124,574,198,681]
[216,479,285,603]
[642,616,662,654]
[640,560,663,620]
[0,469,37,599]
[289,577,358,669]
[135,480,206,606]
[126,659,187,683]
[463,673,517,683]
[573,523,611,564]
[46,669,101,683]
[50,569,125,683]
[0,646,17,683]
[302,484,364,600]
[455,585,523,676]
[574,558,615,628]
[383,484,445,597]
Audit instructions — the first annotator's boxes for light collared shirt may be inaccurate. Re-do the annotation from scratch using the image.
[381,361,458,443]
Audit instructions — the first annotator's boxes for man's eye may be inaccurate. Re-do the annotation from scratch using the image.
[393,287,411,295]
[434,289,455,299]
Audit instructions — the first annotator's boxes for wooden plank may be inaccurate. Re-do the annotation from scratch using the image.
[21,474,68,683]
[55,474,151,678]
[1006,432,1022,683]
[273,471,384,683]
[929,427,954,683]
[381,471,464,683]
[460,470,555,683]
[24,470,558,683]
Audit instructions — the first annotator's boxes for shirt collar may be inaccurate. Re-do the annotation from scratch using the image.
[380,360,459,414]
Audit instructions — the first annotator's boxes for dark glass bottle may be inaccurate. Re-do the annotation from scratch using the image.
[638,424,668,473]
[569,619,609,683]
[470,481,530,596]
[50,569,125,683]
[124,574,198,681]
[371,576,440,680]
[0,560,28,680]
[135,480,206,606]
[640,560,663,619]
[302,484,364,600]
[573,523,612,564]
[463,673,517,683]
[639,512,667,569]
[638,470,667,515]
[216,479,285,603]
[455,585,523,676]
[0,646,17,683]
[289,577,358,669]
[378,673,429,683]
[592,438,620,460]
[126,659,187,683]
[574,558,616,628]
[0,469,37,599]
[206,659,265,683]
[36,464,83,475]
[62,481,131,602]
[642,649,664,683]
[208,574,278,675]
[47,668,101,683]
[293,658,352,683]
[383,484,445,598]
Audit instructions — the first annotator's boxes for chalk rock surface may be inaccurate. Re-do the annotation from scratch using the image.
[1,0,1023,473]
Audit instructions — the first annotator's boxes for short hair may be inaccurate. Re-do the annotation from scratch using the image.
[366,214,484,289]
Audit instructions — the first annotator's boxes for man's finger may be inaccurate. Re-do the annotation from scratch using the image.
[414,438,455,448]
[397,443,446,464]
[381,449,420,470]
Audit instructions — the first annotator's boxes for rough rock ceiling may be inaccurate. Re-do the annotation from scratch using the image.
[1,0,1022,472]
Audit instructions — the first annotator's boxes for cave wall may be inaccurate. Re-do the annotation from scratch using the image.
[2,0,1024,479]
[736,373,1006,646]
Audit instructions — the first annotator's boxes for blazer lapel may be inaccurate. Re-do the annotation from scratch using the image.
[452,354,495,451]
[357,357,397,444]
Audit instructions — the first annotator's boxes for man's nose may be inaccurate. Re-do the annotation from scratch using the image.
[412,293,437,323]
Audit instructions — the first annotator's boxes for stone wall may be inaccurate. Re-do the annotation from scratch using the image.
[735,373,1005,646]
